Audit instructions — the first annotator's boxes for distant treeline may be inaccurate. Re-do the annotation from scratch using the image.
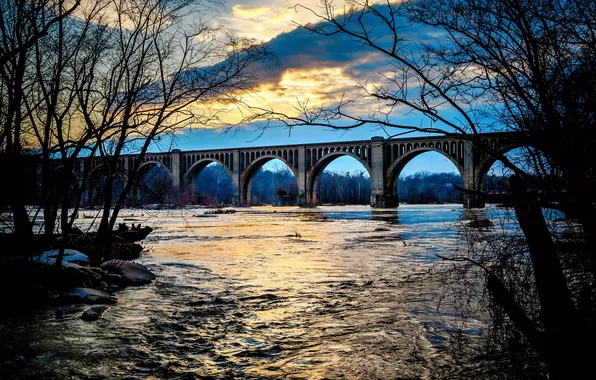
[191,164,298,205]
[398,172,509,204]
[137,164,509,205]
[316,171,371,204]
[398,172,463,204]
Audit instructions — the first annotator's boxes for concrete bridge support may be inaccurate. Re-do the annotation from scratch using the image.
[170,149,181,190]
[462,140,485,208]
[296,146,307,206]
[231,149,241,205]
[370,136,399,208]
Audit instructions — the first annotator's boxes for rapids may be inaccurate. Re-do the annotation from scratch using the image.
[1,205,487,379]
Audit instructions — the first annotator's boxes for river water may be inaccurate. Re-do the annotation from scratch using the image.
[1,205,488,379]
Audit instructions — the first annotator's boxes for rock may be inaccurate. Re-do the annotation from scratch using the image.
[205,209,236,215]
[114,226,153,243]
[102,273,123,285]
[64,287,117,304]
[81,305,110,321]
[466,218,494,228]
[88,267,103,276]
[87,268,103,283]
[62,264,94,288]
[374,227,391,232]
[101,260,155,286]
[108,242,143,260]
[34,249,90,267]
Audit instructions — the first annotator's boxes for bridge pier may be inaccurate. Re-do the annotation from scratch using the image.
[463,194,485,209]
[462,140,485,209]
[371,193,399,208]
[297,146,307,206]
[170,149,182,190]
[232,149,241,206]
[370,137,399,208]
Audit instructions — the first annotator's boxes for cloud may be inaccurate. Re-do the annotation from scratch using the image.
[183,2,441,128]
[216,0,358,42]
[232,5,270,19]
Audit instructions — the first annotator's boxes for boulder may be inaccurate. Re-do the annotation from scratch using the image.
[86,268,103,284]
[88,267,103,276]
[62,264,94,288]
[81,305,110,321]
[34,249,90,267]
[102,273,123,286]
[100,260,155,286]
[64,287,117,304]
[374,227,391,232]
[466,218,494,228]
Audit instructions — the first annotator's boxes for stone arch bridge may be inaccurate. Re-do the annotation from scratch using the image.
[75,132,521,208]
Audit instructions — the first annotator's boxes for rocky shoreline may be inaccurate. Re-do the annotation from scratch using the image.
[38,250,156,321]
[0,228,156,321]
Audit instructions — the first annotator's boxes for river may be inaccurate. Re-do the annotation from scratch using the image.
[1,205,488,379]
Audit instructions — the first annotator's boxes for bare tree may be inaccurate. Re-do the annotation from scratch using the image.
[213,169,229,203]
[23,1,109,238]
[69,0,272,262]
[255,0,596,377]
[0,0,82,240]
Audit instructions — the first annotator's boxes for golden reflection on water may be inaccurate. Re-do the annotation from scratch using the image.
[4,205,489,379]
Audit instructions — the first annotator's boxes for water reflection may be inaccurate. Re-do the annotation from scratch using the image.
[371,208,399,224]
[1,205,487,379]
[462,207,487,221]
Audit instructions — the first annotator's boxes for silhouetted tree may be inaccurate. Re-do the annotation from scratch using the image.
[69,0,272,263]
[0,0,82,241]
[262,1,596,376]
[316,170,371,204]
[194,164,233,205]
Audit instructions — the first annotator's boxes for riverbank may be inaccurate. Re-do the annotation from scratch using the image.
[0,224,157,318]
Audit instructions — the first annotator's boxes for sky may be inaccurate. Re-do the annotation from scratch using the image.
[152,0,463,176]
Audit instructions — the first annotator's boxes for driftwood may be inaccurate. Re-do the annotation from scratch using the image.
[114,224,153,243]
[113,227,153,243]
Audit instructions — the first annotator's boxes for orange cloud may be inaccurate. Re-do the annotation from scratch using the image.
[232,5,270,19]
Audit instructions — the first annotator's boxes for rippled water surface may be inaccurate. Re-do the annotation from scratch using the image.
[1,205,488,379]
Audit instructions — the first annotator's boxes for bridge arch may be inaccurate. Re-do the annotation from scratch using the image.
[49,165,80,186]
[133,161,175,204]
[47,165,81,206]
[475,142,544,192]
[240,155,299,205]
[306,151,372,205]
[386,147,464,194]
[138,161,172,178]
[85,164,128,206]
[183,158,233,186]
